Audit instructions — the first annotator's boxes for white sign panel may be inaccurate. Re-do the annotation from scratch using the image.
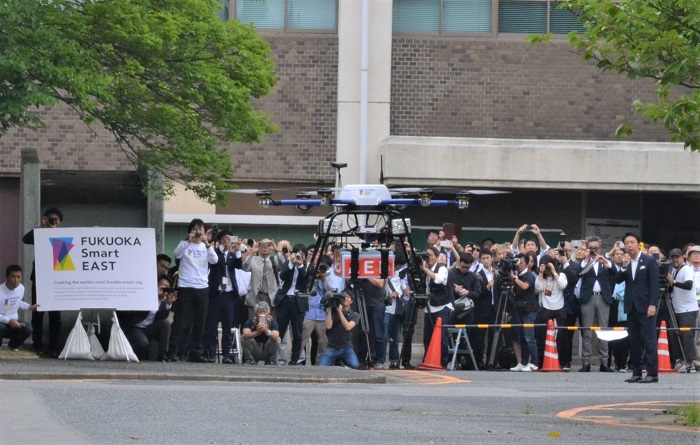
[585,218,641,249]
[34,227,157,311]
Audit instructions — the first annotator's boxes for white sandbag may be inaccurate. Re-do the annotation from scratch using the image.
[87,323,105,360]
[58,312,94,361]
[101,312,139,362]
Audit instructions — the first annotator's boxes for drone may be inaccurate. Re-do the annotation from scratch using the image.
[233,164,508,368]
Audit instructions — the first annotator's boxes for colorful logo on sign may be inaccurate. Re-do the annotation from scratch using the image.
[50,237,76,271]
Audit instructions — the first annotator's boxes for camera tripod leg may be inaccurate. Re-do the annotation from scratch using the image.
[662,290,687,364]
[352,286,374,368]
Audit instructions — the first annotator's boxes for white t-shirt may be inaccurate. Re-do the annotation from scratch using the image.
[0,283,28,324]
[672,264,697,313]
[173,241,218,289]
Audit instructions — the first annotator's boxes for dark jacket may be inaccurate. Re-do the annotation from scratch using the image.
[209,249,243,296]
[578,258,615,305]
[117,301,171,333]
[615,252,661,314]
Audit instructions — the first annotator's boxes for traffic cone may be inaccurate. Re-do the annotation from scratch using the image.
[541,320,561,372]
[417,317,445,371]
[658,320,674,373]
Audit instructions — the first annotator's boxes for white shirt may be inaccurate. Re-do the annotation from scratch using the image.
[535,273,568,310]
[427,264,450,314]
[173,241,218,288]
[0,282,28,324]
[672,264,696,313]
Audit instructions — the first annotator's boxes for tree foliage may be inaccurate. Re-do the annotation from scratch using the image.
[528,0,700,152]
[0,0,277,203]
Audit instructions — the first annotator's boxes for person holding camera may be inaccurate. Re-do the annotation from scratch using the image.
[273,244,308,365]
[578,236,615,372]
[203,230,243,364]
[318,291,361,369]
[509,253,539,371]
[22,207,64,357]
[421,246,451,368]
[241,302,281,365]
[512,224,550,263]
[242,238,279,320]
[118,274,177,361]
[534,256,568,369]
[167,218,218,362]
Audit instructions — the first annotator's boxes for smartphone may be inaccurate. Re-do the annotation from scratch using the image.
[231,235,239,243]
[258,315,266,325]
[247,238,255,247]
[439,240,451,248]
[571,240,582,248]
[163,287,176,294]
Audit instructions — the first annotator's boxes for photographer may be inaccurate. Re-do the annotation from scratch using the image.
[119,274,177,361]
[318,291,361,369]
[273,244,307,365]
[447,253,483,369]
[667,248,696,373]
[241,302,280,365]
[535,256,568,369]
[384,254,411,369]
[167,218,218,362]
[421,246,450,368]
[509,253,539,371]
[22,207,63,357]
[301,255,335,365]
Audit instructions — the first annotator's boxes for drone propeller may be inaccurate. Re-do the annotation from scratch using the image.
[390,187,509,196]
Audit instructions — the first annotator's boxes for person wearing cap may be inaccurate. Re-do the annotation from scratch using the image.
[667,248,697,373]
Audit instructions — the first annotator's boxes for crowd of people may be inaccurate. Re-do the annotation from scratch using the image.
[2,210,699,383]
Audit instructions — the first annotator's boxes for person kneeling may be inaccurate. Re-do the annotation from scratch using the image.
[0,265,39,351]
[318,291,361,369]
[118,274,176,361]
[241,302,280,365]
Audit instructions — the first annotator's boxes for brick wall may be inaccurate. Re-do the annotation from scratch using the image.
[0,35,340,185]
[391,37,669,141]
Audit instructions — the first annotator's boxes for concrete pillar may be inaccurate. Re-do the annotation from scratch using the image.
[147,171,165,254]
[19,148,41,308]
[336,0,393,184]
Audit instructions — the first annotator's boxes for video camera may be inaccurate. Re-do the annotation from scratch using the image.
[498,256,519,290]
[320,291,345,310]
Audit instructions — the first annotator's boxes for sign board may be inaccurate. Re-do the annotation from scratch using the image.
[584,218,641,249]
[333,249,394,279]
[34,227,157,311]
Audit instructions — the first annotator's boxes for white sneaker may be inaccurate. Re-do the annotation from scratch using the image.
[522,363,538,372]
[510,363,526,371]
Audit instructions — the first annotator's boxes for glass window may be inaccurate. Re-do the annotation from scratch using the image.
[498,0,547,34]
[393,0,441,32]
[288,0,337,30]
[549,1,585,34]
[236,0,285,28]
[443,0,492,33]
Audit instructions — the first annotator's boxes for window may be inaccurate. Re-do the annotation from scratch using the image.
[216,0,229,20]
[393,0,492,34]
[235,0,337,31]
[499,0,584,34]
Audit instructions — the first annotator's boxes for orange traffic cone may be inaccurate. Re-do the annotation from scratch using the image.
[417,317,445,371]
[658,320,674,373]
[541,319,561,372]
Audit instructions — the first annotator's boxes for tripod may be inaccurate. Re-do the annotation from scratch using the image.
[349,280,375,369]
[486,280,520,369]
[660,281,687,364]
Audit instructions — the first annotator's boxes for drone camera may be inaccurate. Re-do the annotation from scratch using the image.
[256,190,272,208]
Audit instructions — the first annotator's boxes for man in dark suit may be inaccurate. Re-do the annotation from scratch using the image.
[273,244,307,365]
[616,232,661,383]
[578,236,616,372]
[204,230,243,363]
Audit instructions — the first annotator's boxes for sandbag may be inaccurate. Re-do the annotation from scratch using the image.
[101,312,139,362]
[58,312,94,361]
